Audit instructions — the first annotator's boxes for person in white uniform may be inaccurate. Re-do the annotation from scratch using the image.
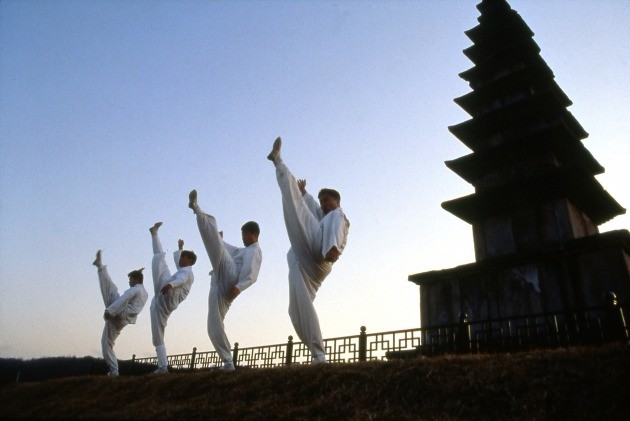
[188,189,263,371]
[148,221,197,374]
[92,250,148,377]
[267,136,350,363]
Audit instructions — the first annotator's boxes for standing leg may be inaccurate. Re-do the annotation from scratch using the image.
[101,320,123,376]
[150,297,169,373]
[150,297,169,347]
[207,273,235,370]
[287,249,329,362]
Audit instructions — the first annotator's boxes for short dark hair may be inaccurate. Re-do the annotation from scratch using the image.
[241,221,260,235]
[128,268,145,283]
[318,188,341,202]
[181,250,197,265]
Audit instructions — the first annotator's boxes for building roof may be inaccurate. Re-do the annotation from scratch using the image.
[441,166,625,225]
[448,89,584,151]
[444,120,603,183]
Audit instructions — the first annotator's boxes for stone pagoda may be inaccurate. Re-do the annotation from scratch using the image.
[409,0,629,327]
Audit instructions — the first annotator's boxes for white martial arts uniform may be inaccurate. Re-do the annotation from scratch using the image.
[97,266,148,376]
[149,232,195,369]
[275,160,350,362]
[196,209,263,366]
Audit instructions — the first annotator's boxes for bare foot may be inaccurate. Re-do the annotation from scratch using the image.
[267,136,282,163]
[188,189,198,211]
[93,250,102,267]
[149,222,163,235]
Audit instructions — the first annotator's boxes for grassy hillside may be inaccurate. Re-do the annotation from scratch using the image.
[1,344,628,419]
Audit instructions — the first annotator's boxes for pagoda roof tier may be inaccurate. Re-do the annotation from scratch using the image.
[475,0,514,24]
[463,32,540,68]
[454,58,556,116]
[466,4,530,45]
[441,166,625,225]
[458,52,548,87]
[445,121,603,183]
[448,88,586,151]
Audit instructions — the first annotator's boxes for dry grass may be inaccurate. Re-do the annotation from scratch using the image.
[1,344,628,420]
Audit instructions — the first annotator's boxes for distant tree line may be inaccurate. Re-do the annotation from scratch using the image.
[0,357,156,386]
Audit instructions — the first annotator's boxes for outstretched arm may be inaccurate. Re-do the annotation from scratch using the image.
[105,287,139,317]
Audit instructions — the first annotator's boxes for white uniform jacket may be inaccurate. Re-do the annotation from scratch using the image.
[106,284,149,324]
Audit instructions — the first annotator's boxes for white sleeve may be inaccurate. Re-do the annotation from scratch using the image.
[235,246,263,292]
[321,210,349,257]
[168,268,190,288]
[106,287,137,316]
[304,193,323,220]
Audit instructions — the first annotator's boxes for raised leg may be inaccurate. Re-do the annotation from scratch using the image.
[94,251,120,307]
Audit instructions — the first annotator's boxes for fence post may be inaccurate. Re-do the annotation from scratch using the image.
[286,336,294,366]
[190,347,197,371]
[232,342,239,367]
[457,313,471,353]
[604,291,629,343]
[359,326,367,362]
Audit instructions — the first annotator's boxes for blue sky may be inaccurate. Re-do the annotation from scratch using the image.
[1,0,628,360]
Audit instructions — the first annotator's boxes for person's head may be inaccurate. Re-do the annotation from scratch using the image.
[318,188,341,215]
[179,250,197,267]
[128,268,144,286]
[241,221,260,246]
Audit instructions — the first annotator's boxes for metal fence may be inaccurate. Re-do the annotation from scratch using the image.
[130,295,628,371]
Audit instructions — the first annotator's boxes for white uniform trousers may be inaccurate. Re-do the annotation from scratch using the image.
[197,211,238,364]
[98,266,128,375]
[149,233,175,368]
[276,161,332,360]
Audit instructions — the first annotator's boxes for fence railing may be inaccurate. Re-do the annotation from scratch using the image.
[130,294,628,372]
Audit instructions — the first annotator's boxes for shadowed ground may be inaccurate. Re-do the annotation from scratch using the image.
[1,344,628,419]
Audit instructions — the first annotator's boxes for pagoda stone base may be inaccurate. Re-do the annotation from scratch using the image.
[410,230,630,326]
